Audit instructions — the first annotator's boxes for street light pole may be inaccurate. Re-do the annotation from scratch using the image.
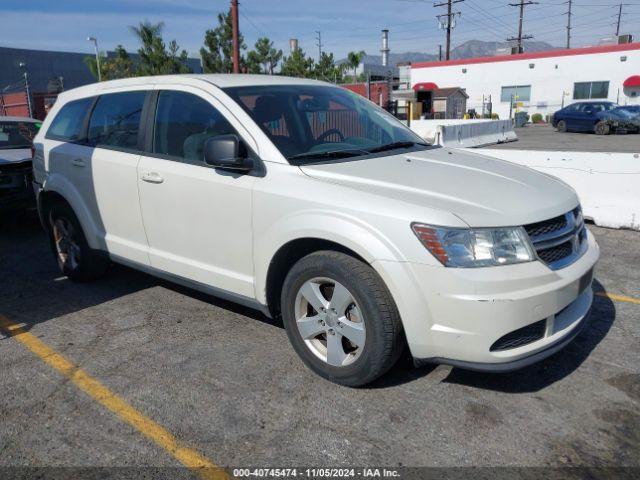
[19,62,33,118]
[87,37,102,82]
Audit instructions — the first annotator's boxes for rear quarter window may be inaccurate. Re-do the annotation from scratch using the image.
[46,97,94,141]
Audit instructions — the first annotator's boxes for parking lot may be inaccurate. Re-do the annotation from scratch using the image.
[488,123,640,153]
[1,213,639,477]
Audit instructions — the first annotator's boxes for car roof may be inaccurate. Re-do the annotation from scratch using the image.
[0,116,39,123]
[54,74,332,103]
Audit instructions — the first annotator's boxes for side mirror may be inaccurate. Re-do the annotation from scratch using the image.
[204,134,253,172]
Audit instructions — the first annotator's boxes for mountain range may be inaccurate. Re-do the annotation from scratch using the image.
[345,39,557,65]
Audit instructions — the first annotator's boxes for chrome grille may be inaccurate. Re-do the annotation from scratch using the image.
[537,241,572,264]
[524,206,587,270]
[524,215,567,238]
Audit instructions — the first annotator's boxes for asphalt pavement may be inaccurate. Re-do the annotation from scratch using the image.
[487,123,640,152]
[1,213,639,478]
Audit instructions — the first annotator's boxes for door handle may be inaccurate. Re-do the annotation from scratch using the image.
[71,158,85,168]
[141,172,164,184]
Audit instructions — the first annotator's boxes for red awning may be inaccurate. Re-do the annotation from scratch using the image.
[413,82,439,91]
[624,75,640,88]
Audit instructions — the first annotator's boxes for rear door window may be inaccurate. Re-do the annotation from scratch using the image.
[152,90,235,165]
[87,91,146,150]
[46,97,94,141]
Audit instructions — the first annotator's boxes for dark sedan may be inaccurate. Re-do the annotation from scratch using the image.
[552,101,617,134]
[0,116,40,213]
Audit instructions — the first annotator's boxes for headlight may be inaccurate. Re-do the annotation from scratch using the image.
[411,223,535,267]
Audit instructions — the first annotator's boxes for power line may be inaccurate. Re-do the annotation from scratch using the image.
[507,0,539,53]
[434,0,465,60]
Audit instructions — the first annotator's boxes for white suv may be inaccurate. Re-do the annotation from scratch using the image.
[32,75,599,386]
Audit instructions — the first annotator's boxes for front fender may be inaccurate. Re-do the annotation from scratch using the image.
[254,209,407,305]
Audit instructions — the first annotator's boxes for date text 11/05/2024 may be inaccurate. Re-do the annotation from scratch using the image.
[232,468,401,478]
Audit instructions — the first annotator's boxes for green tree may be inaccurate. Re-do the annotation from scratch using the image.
[102,45,135,80]
[84,45,135,81]
[313,52,341,82]
[130,20,191,75]
[83,52,107,80]
[346,50,365,82]
[280,48,314,78]
[200,10,246,73]
[246,37,283,74]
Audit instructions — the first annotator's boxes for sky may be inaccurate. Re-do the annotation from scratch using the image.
[1,0,639,61]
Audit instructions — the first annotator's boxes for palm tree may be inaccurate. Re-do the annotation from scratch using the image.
[346,50,365,83]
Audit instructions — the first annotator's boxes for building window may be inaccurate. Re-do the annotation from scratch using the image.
[573,81,609,100]
[500,85,531,103]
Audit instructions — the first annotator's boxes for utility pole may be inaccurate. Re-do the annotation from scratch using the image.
[434,0,464,61]
[231,0,240,73]
[315,31,323,60]
[615,3,623,36]
[507,0,538,54]
[438,44,442,61]
[564,0,572,49]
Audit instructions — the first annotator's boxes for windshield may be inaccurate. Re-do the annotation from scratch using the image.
[0,121,39,149]
[223,84,428,163]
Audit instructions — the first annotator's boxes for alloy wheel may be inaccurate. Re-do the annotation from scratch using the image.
[53,217,81,271]
[294,277,366,367]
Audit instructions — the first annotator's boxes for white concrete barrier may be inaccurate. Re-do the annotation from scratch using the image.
[470,149,640,231]
[410,119,491,143]
[410,119,518,147]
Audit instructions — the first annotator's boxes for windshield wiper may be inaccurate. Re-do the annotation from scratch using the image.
[287,148,370,161]
[366,141,429,154]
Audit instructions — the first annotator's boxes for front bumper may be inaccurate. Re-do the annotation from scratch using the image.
[375,229,599,370]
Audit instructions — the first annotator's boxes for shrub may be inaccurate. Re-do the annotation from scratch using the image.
[490,113,500,120]
[531,113,544,123]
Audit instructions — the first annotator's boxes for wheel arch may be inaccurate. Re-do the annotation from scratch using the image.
[38,179,104,251]
[264,237,368,319]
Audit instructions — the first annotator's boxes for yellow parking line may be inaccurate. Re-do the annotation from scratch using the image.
[595,292,640,305]
[0,315,228,480]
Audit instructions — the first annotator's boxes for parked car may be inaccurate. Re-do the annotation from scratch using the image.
[595,106,640,134]
[552,101,618,134]
[0,116,40,213]
[32,76,599,386]
[617,105,640,116]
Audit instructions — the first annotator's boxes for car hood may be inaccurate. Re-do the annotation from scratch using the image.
[598,110,639,121]
[299,147,579,227]
[0,148,32,164]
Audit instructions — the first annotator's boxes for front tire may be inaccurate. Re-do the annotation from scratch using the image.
[281,251,404,386]
[48,203,109,282]
[595,121,610,135]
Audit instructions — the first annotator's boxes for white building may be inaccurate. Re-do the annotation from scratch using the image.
[410,42,640,120]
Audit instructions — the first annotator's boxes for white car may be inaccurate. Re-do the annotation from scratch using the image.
[32,75,599,386]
